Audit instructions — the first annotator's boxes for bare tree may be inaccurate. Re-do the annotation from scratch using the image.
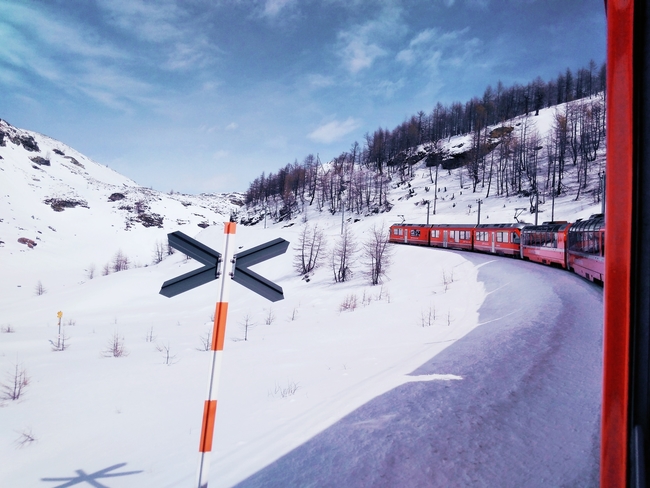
[293,223,326,275]
[152,240,165,264]
[240,313,256,341]
[102,262,111,276]
[331,226,358,282]
[14,428,37,448]
[156,342,177,365]
[86,264,96,280]
[362,223,393,285]
[145,326,156,343]
[102,332,128,357]
[197,329,212,351]
[264,308,276,325]
[1,364,29,401]
[34,281,46,296]
[112,250,130,272]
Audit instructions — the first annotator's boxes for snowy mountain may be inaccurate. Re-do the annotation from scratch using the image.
[0,107,604,487]
[0,118,243,299]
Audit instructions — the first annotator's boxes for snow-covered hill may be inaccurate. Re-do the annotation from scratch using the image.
[384,99,606,227]
[0,118,243,300]
[0,110,604,487]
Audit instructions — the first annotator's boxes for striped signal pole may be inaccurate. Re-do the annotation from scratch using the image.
[196,222,237,488]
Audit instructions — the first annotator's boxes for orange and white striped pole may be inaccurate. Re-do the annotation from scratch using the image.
[196,222,236,488]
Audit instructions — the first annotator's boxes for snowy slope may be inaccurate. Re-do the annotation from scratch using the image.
[0,118,243,301]
[384,98,606,228]
[0,108,604,487]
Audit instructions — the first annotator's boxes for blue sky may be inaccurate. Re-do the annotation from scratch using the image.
[0,0,606,194]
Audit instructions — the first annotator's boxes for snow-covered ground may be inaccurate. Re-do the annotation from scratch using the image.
[0,106,605,487]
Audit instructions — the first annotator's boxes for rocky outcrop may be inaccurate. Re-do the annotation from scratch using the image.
[18,134,39,152]
[30,156,50,166]
[17,237,37,248]
[43,198,89,212]
[64,156,84,168]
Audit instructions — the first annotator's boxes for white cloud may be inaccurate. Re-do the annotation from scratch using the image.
[97,0,220,71]
[396,26,475,71]
[225,122,239,131]
[307,74,335,88]
[0,6,161,111]
[308,117,361,144]
[340,37,386,74]
[98,0,181,43]
[262,0,296,18]
[336,6,406,75]
[370,79,405,99]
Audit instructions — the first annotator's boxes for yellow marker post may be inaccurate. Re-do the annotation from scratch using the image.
[56,311,63,350]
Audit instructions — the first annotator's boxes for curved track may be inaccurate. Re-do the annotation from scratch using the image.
[235,253,603,487]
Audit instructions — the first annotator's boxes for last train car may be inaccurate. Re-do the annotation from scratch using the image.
[520,222,572,268]
[389,223,432,246]
[567,214,605,285]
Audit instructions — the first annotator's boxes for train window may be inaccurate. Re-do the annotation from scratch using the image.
[393,228,403,236]
[431,229,440,238]
[496,232,508,243]
[410,229,421,237]
[512,232,520,244]
[450,231,457,240]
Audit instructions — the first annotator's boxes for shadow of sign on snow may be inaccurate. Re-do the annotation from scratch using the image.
[41,462,143,488]
[234,254,603,488]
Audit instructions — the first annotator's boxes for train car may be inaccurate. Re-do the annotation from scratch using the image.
[473,223,526,256]
[388,223,432,246]
[567,214,605,284]
[520,222,572,268]
[429,223,474,251]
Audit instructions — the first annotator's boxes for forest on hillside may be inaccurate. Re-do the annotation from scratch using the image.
[243,61,607,224]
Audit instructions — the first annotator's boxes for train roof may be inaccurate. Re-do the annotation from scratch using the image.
[569,214,605,232]
[475,223,527,229]
[429,223,476,228]
[522,222,572,232]
[390,223,433,227]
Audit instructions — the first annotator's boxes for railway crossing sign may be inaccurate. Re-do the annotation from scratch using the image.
[159,230,288,301]
[157,223,288,488]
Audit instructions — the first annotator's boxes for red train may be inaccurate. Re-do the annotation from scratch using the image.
[389,214,605,285]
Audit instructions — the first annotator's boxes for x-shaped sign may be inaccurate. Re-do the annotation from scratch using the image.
[160,231,288,301]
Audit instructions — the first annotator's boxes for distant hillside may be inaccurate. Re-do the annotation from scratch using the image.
[242,94,606,227]
[0,118,243,298]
